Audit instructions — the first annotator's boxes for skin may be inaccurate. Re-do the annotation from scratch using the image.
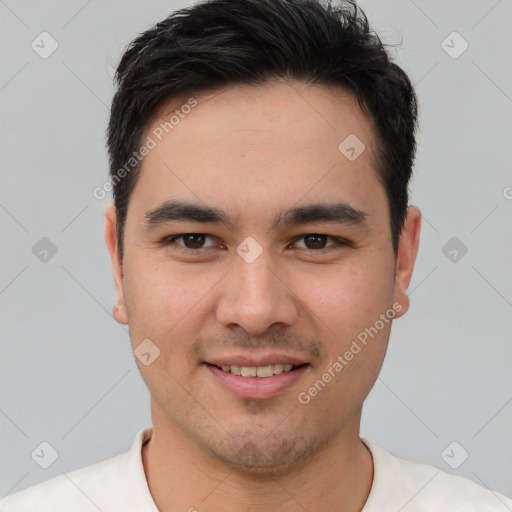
[105,79,421,512]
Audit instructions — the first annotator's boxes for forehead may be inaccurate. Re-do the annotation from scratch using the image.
[129,80,385,227]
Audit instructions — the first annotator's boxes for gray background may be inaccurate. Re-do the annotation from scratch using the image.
[1,0,511,500]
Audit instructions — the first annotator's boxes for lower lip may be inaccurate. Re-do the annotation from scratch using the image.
[204,364,309,400]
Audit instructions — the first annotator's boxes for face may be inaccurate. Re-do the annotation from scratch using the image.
[105,80,420,475]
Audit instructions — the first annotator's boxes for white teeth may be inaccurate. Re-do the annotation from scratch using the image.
[273,364,284,374]
[241,366,257,377]
[256,365,273,377]
[230,365,241,375]
[218,364,297,377]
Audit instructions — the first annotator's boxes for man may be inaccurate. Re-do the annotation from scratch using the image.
[2,0,510,510]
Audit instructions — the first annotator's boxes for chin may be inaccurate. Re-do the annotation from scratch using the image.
[211,440,305,477]
[199,424,334,478]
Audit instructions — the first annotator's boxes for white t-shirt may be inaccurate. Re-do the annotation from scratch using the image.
[1,427,511,511]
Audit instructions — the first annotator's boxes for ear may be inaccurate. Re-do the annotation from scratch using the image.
[392,205,421,319]
[104,204,128,325]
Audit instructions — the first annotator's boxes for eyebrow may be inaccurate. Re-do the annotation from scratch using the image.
[144,200,369,230]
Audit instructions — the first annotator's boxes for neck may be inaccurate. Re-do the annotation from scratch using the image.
[142,402,373,512]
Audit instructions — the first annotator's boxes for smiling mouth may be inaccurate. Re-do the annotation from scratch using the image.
[205,362,308,378]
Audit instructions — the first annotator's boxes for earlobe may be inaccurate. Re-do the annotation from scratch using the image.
[112,303,127,324]
[104,204,129,325]
[392,205,422,319]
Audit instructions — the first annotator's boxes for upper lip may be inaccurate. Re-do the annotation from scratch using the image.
[204,352,310,367]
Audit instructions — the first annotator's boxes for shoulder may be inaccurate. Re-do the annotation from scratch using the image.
[0,453,125,512]
[0,428,155,512]
[364,440,512,512]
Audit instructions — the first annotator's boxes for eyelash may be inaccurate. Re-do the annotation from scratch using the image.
[162,233,350,253]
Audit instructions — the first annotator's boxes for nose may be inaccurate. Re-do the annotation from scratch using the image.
[215,250,299,337]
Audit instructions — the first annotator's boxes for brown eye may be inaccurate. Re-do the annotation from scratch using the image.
[164,233,218,250]
[182,233,206,249]
[303,234,328,249]
[291,234,347,251]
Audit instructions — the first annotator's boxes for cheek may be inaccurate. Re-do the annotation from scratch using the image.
[123,266,173,336]
[296,264,393,419]
[121,259,207,405]
[122,255,224,357]
[294,256,395,338]
[124,257,193,322]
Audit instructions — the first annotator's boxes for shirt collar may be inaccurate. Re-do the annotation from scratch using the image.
[120,426,159,511]
[130,428,384,511]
